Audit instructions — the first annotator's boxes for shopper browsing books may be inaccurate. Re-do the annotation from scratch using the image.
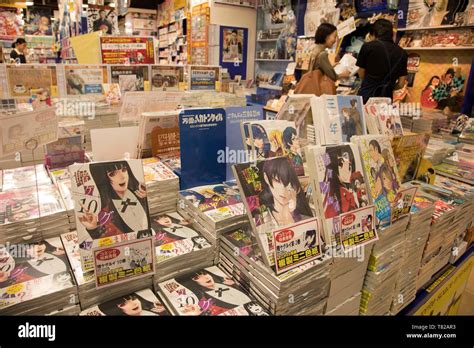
[356,19,408,103]
[9,38,27,64]
[307,23,351,81]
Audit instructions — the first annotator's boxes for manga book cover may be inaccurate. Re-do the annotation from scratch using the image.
[0,237,74,310]
[158,266,268,316]
[391,134,430,183]
[364,98,391,135]
[142,158,178,183]
[434,175,474,197]
[179,184,244,222]
[1,165,51,191]
[0,185,65,225]
[81,289,170,316]
[336,96,365,142]
[69,160,151,268]
[224,228,257,259]
[151,212,211,262]
[60,231,94,286]
[276,95,313,145]
[151,65,185,91]
[244,120,304,176]
[233,157,313,266]
[306,143,371,245]
[139,110,179,154]
[352,135,401,227]
[377,105,403,138]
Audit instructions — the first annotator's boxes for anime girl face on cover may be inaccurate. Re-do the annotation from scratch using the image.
[81,289,170,316]
[159,266,267,316]
[179,184,242,212]
[353,135,401,226]
[69,160,150,243]
[152,212,201,245]
[0,238,73,292]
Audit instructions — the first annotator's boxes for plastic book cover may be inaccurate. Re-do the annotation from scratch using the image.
[80,289,170,316]
[233,157,313,266]
[158,266,268,316]
[352,135,401,227]
[306,143,371,244]
[276,95,313,145]
[143,158,178,183]
[69,160,151,268]
[391,133,430,183]
[377,105,403,138]
[60,231,95,286]
[336,96,366,142]
[0,185,65,225]
[1,165,51,191]
[152,212,207,245]
[0,237,74,310]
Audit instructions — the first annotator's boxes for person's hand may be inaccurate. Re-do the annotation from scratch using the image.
[78,204,98,230]
[135,183,147,199]
[338,70,351,79]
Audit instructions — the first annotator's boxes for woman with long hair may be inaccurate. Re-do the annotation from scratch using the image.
[420,75,440,108]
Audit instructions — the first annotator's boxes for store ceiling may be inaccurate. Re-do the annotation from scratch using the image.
[6,0,161,11]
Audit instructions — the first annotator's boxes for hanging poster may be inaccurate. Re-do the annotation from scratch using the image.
[0,7,23,38]
[100,37,155,65]
[25,7,53,35]
[190,3,210,65]
[87,5,119,35]
[220,26,248,80]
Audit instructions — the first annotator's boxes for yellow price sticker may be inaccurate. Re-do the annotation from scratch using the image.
[178,82,187,91]
[51,85,58,97]
[98,237,114,247]
[215,81,221,92]
[160,244,174,251]
[144,81,151,91]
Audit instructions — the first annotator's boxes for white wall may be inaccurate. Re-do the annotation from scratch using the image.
[210,3,256,78]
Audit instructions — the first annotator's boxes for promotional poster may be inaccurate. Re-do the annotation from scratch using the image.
[101,37,155,64]
[24,7,53,35]
[6,65,58,98]
[151,65,185,91]
[273,217,322,274]
[110,65,150,93]
[87,5,119,35]
[64,65,108,96]
[189,66,220,91]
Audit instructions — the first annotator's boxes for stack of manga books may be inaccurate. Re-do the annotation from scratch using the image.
[389,192,434,315]
[180,91,247,109]
[324,246,371,315]
[49,168,76,230]
[138,110,180,158]
[0,166,70,243]
[0,237,79,315]
[60,230,154,309]
[359,217,410,315]
[364,98,392,135]
[80,288,171,316]
[142,158,180,215]
[218,228,331,315]
[157,265,271,316]
[240,120,305,176]
[151,211,216,284]
[177,182,247,243]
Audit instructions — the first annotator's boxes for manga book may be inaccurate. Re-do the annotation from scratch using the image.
[233,157,313,266]
[69,160,151,270]
[152,212,211,262]
[142,157,179,183]
[276,94,314,146]
[242,120,305,176]
[0,185,65,225]
[1,165,51,191]
[0,237,74,310]
[391,134,430,183]
[364,97,391,135]
[352,135,401,227]
[158,266,269,316]
[138,110,179,155]
[179,183,245,224]
[377,105,403,138]
[80,289,170,316]
[60,231,94,286]
[306,143,373,246]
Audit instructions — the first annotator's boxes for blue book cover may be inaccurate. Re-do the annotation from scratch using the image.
[225,106,264,180]
[179,108,227,190]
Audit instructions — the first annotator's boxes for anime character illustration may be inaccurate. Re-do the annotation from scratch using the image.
[66,70,86,95]
[251,124,269,159]
[361,214,373,232]
[180,190,205,206]
[282,127,304,176]
[407,0,448,28]
[243,302,270,316]
[304,229,317,249]
[75,161,150,240]
[92,291,169,316]
[351,171,369,207]
[368,139,384,174]
[432,68,466,114]
[257,157,312,227]
[0,239,70,289]
[322,145,363,218]
[267,129,285,158]
[381,148,400,191]
[152,213,198,244]
[341,108,357,142]
[191,236,211,250]
[420,76,440,108]
[223,29,243,63]
[213,185,241,201]
[174,267,251,316]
